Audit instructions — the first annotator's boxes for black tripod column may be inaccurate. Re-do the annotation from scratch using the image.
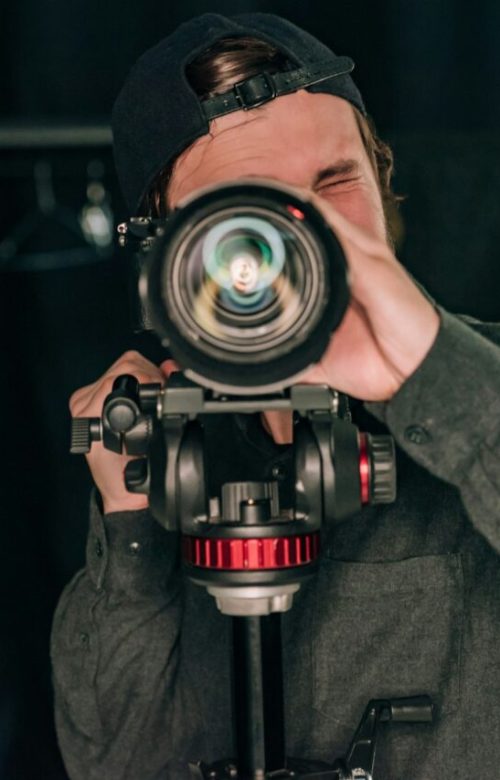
[232,614,286,778]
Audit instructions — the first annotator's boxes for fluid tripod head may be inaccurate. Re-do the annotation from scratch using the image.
[72,375,396,615]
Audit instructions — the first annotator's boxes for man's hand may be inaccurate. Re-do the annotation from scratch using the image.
[70,351,177,514]
[301,195,440,401]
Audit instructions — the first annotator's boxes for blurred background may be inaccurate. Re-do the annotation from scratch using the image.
[1,0,500,777]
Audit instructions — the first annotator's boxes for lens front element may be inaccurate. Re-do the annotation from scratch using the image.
[203,216,285,313]
[143,181,349,393]
[167,207,324,363]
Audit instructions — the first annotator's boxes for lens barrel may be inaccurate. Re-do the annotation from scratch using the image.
[141,180,349,394]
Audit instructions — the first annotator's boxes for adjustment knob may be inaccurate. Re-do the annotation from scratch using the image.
[104,375,143,433]
[105,399,138,433]
[369,435,396,504]
[70,417,101,454]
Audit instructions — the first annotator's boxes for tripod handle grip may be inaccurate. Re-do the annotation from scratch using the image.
[388,695,434,723]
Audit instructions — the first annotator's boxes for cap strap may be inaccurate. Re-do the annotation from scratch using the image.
[202,57,354,120]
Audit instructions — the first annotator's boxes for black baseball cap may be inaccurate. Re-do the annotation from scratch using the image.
[112,13,366,215]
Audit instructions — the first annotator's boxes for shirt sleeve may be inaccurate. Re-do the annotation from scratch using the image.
[50,493,213,780]
[365,308,500,553]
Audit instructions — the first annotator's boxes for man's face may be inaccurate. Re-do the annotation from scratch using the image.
[168,91,386,243]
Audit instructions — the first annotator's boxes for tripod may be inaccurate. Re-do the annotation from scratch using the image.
[191,613,433,780]
[71,375,434,779]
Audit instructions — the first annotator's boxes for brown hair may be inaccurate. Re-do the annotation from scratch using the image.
[145,36,400,231]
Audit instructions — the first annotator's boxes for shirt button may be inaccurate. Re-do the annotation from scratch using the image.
[129,541,142,556]
[79,632,89,645]
[94,538,103,557]
[271,465,285,480]
[404,425,432,445]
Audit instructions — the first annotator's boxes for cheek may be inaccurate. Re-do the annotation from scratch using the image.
[322,188,386,241]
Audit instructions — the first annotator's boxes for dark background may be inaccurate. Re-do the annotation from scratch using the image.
[1,1,500,777]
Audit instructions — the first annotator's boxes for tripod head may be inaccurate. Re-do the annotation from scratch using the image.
[72,373,395,615]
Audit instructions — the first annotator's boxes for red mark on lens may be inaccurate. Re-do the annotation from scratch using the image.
[286,205,305,220]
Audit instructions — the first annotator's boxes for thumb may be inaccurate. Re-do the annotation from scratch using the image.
[160,358,181,379]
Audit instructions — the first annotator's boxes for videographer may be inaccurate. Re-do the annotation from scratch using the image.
[51,13,500,780]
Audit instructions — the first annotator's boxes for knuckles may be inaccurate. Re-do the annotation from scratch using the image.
[69,350,163,418]
[120,349,144,363]
[69,390,85,416]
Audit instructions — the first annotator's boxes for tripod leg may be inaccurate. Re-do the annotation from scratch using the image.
[261,614,286,769]
[232,615,286,777]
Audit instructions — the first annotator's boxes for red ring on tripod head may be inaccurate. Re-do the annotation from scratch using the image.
[182,532,320,571]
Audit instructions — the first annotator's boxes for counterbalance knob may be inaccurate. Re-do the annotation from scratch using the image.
[369,435,396,504]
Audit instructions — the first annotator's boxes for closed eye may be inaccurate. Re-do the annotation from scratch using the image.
[318,176,361,187]
[312,159,362,194]
[312,159,360,186]
[316,176,362,193]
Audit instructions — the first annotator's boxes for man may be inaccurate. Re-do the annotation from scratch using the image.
[52,13,500,780]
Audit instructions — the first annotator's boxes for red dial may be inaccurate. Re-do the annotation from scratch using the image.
[183,532,320,571]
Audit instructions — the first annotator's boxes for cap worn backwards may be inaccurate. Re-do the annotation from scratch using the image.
[112,13,366,215]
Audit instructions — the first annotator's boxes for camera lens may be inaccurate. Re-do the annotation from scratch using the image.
[141,181,349,394]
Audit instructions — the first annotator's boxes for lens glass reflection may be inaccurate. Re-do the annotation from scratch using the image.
[203,216,284,314]
[165,205,325,362]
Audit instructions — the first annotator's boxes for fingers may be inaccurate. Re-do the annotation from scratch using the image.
[300,190,427,326]
[70,350,167,418]
[69,350,171,513]
[160,358,181,378]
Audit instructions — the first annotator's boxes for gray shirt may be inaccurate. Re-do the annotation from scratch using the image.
[51,309,500,780]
